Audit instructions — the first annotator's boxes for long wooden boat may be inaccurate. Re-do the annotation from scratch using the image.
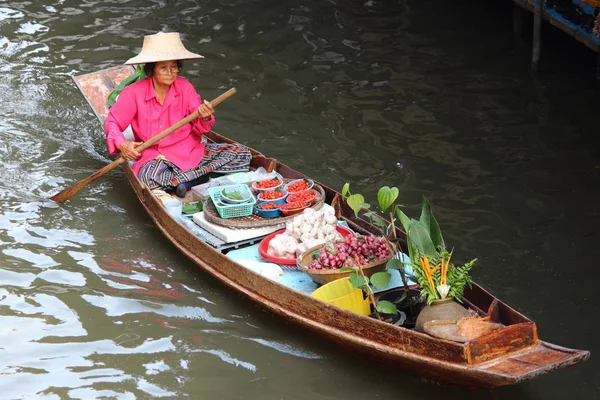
[71,65,590,387]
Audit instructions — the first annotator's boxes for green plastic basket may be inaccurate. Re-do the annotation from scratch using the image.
[208,184,256,219]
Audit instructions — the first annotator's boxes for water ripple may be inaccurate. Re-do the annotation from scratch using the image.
[81,294,229,323]
[0,0,597,398]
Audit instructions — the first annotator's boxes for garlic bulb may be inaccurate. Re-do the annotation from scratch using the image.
[267,206,352,259]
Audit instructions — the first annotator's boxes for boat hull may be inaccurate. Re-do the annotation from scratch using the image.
[71,65,589,387]
[121,157,589,388]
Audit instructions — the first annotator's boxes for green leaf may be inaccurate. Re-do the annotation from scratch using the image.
[346,194,365,217]
[359,202,371,210]
[406,241,417,270]
[349,274,368,288]
[386,259,404,270]
[372,215,386,229]
[396,207,411,233]
[370,272,391,289]
[387,220,395,232]
[363,211,376,218]
[182,202,202,214]
[394,291,408,304]
[341,183,350,199]
[377,186,399,213]
[408,221,437,256]
[419,196,445,251]
[340,267,358,273]
[376,300,397,315]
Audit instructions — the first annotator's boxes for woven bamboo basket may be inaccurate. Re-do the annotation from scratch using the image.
[203,182,326,229]
[296,242,393,286]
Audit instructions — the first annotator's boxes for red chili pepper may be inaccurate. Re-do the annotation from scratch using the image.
[286,180,310,193]
[258,202,281,210]
[288,190,316,203]
[258,190,285,201]
[255,178,280,189]
[281,201,308,211]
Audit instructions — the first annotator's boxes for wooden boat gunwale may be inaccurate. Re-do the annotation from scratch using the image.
[71,66,590,387]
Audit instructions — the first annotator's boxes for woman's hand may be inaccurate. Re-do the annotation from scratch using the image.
[198,100,214,121]
[119,141,143,161]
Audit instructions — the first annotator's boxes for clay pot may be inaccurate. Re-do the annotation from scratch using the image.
[415,298,471,332]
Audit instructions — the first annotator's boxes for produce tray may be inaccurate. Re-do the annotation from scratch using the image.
[203,183,326,229]
[297,243,393,286]
[258,225,355,266]
[207,184,256,219]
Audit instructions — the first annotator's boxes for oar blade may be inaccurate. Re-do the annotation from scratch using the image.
[50,182,89,204]
[50,158,124,204]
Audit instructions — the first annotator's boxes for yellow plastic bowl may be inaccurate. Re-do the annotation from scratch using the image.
[311,278,370,316]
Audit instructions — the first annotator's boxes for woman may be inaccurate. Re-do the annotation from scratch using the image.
[104,32,250,194]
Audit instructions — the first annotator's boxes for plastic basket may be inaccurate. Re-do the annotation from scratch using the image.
[207,184,256,219]
[311,278,370,316]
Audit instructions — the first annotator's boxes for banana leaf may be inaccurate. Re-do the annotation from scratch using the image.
[408,220,437,257]
[419,196,445,251]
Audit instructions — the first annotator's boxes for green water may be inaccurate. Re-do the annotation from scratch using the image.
[0,0,597,398]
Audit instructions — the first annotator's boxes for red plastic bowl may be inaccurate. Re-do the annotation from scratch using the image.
[258,226,354,265]
[257,190,287,202]
[251,178,283,191]
[279,201,310,216]
[284,178,314,194]
[286,189,318,205]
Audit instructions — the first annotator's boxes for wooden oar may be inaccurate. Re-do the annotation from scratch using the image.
[50,87,237,205]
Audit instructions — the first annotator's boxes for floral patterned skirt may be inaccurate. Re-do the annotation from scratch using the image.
[137,143,251,190]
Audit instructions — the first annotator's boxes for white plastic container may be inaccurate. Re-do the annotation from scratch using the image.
[164,199,182,218]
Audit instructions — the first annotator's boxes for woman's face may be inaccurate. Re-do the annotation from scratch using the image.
[153,60,179,86]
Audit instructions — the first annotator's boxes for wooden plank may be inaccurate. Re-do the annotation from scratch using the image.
[513,0,600,52]
[532,0,543,70]
[467,322,537,364]
[480,342,590,377]
[513,346,573,365]
[483,358,540,375]
[72,65,134,123]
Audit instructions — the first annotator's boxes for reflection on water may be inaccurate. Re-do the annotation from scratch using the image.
[0,0,598,398]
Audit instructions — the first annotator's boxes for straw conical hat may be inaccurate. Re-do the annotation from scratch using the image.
[125,32,204,65]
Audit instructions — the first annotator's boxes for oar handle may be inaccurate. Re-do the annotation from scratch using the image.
[209,87,237,108]
[50,87,237,205]
[134,87,237,153]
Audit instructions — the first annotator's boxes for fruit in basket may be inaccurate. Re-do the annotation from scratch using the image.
[257,190,286,201]
[307,235,391,270]
[285,178,313,193]
[279,201,310,216]
[280,201,308,211]
[254,178,281,190]
[286,189,318,204]
[257,202,282,210]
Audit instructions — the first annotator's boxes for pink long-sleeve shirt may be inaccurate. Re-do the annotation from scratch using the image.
[104,76,215,176]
